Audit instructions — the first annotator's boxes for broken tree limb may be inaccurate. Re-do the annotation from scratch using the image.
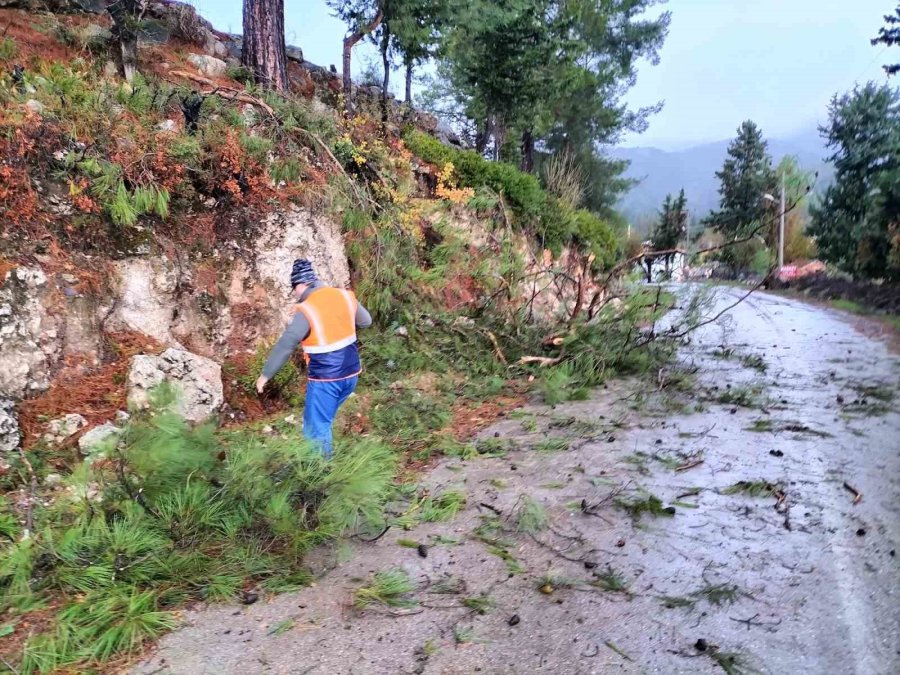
[168,70,276,115]
[518,355,563,367]
[675,459,704,473]
[483,330,508,365]
[843,481,862,504]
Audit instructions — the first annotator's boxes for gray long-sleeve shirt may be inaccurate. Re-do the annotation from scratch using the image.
[261,282,372,379]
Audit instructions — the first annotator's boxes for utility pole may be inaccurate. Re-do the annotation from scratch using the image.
[778,173,785,272]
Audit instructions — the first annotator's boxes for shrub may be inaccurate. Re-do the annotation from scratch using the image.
[403,129,545,219]
[0,37,17,61]
[572,210,620,270]
[542,150,586,210]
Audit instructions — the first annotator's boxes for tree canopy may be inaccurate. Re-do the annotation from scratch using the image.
[808,83,900,280]
[704,120,776,239]
[872,3,900,76]
[653,188,687,252]
[426,0,669,213]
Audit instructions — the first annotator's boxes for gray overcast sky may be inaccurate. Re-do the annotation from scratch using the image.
[192,0,895,150]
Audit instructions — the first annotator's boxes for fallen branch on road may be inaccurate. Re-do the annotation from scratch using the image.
[842,481,862,504]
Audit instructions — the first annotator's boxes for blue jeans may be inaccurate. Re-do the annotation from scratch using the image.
[302,376,358,459]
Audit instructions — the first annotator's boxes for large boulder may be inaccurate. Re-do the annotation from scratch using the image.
[0,399,20,453]
[127,348,223,422]
[187,53,227,78]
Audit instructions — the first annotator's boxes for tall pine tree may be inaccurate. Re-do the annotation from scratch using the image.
[242,0,288,91]
[808,83,900,280]
[706,121,776,239]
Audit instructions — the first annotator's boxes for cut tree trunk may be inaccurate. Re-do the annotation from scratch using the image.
[520,128,534,173]
[342,7,384,114]
[242,0,288,91]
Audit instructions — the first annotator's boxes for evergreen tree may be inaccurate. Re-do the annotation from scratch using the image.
[808,83,900,280]
[242,0,288,91]
[439,0,560,162]
[390,0,449,105]
[652,188,686,272]
[872,3,900,76]
[706,120,776,238]
[433,0,668,191]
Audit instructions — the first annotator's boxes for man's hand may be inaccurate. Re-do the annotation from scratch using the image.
[255,375,269,394]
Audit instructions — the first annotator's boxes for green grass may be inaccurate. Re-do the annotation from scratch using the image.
[453,624,475,645]
[830,299,900,331]
[474,437,513,456]
[658,595,697,610]
[740,354,767,372]
[354,569,418,610]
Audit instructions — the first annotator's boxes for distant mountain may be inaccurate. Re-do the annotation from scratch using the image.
[609,129,834,225]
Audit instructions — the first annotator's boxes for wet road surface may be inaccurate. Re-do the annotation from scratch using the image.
[136,287,900,675]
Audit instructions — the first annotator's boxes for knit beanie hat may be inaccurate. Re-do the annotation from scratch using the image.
[290,259,318,288]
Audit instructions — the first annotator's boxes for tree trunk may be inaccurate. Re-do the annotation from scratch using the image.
[405,61,413,106]
[520,128,534,173]
[380,26,390,123]
[108,0,146,82]
[342,7,384,114]
[475,121,488,155]
[242,0,288,91]
[492,119,507,162]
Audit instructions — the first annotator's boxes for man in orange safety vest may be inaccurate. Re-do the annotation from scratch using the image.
[256,259,372,458]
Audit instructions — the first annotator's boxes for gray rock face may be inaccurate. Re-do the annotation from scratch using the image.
[286,45,304,62]
[0,268,56,400]
[78,422,122,454]
[435,119,463,148]
[103,257,184,348]
[0,399,20,453]
[43,413,88,445]
[187,53,227,78]
[127,349,223,422]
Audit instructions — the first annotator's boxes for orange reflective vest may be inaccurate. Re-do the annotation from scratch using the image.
[294,287,358,354]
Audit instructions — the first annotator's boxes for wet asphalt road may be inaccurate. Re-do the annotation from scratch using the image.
[136,287,900,675]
